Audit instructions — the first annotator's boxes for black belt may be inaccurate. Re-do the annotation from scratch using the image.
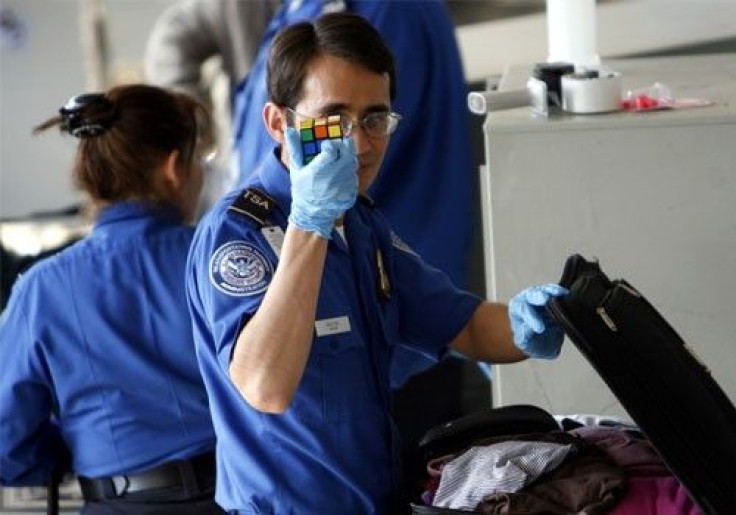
[78,451,216,502]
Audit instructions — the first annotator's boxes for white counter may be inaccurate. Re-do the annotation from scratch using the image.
[480,53,736,418]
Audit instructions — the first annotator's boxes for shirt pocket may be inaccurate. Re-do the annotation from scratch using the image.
[291,332,370,424]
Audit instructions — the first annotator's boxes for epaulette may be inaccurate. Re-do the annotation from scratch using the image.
[358,194,375,208]
[228,187,277,227]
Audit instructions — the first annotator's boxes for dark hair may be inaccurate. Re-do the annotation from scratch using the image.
[33,84,208,208]
[267,12,396,108]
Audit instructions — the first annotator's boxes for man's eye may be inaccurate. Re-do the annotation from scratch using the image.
[365,114,387,128]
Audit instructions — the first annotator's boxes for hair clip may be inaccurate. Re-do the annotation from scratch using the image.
[59,93,114,138]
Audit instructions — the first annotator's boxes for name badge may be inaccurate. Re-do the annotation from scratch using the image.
[315,316,351,337]
[261,226,284,257]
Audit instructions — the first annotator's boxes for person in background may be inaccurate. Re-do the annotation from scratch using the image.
[144,0,281,211]
[0,84,222,514]
[144,0,279,106]
[185,13,567,513]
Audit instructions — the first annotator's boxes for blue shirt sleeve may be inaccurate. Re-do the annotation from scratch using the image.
[187,210,276,374]
[0,277,68,486]
[390,233,482,360]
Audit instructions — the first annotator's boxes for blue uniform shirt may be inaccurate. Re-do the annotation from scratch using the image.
[186,148,482,513]
[0,202,216,485]
[232,0,474,287]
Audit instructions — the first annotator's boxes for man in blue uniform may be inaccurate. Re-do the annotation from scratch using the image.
[187,13,566,513]
[146,0,481,390]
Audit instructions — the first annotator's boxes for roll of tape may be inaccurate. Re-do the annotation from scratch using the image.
[467,89,531,115]
[561,71,622,114]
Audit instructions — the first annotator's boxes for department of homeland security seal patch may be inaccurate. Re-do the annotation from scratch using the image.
[209,241,273,296]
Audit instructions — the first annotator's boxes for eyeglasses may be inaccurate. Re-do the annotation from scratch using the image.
[284,106,402,139]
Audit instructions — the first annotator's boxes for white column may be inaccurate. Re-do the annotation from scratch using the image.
[546,0,600,70]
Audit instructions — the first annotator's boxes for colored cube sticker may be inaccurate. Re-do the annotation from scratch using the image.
[299,115,343,164]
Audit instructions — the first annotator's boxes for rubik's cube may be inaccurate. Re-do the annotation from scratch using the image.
[299,115,343,164]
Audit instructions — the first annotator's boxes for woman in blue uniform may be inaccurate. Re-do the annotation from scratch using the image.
[0,85,221,514]
[186,13,566,514]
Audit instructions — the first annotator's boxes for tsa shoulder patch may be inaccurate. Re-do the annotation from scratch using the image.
[209,240,273,296]
[390,231,416,255]
[228,187,276,227]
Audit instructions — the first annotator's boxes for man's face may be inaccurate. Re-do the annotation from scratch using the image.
[291,54,393,194]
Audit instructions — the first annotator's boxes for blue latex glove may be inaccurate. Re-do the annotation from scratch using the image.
[284,127,358,239]
[509,283,568,359]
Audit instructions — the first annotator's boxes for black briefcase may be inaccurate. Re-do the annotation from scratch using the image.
[410,254,736,514]
[546,253,736,514]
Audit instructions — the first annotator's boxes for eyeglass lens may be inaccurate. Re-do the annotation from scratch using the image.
[341,113,395,138]
[287,107,398,138]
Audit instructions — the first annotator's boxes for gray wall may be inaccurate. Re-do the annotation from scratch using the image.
[0,0,173,219]
[1,0,84,219]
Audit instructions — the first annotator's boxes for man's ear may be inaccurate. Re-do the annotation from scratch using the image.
[263,102,286,144]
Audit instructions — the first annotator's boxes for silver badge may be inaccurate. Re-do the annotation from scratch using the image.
[390,231,416,256]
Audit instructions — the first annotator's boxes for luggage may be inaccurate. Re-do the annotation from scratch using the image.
[409,404,579,515]
[416,404,561,463]
[410,254,736,514]
[547,253,736,514]
[410,405,627,514]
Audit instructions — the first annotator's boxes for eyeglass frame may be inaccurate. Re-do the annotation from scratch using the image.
[283,106,402,139]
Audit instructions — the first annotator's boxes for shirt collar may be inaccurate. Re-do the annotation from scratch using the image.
[94,201,180,229]
[250,146,293,214]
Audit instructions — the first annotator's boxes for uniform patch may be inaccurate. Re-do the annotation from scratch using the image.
[390,231,416,255]
[209,241,273,296]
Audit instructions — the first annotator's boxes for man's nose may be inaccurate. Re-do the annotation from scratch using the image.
[349,125,370,155]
